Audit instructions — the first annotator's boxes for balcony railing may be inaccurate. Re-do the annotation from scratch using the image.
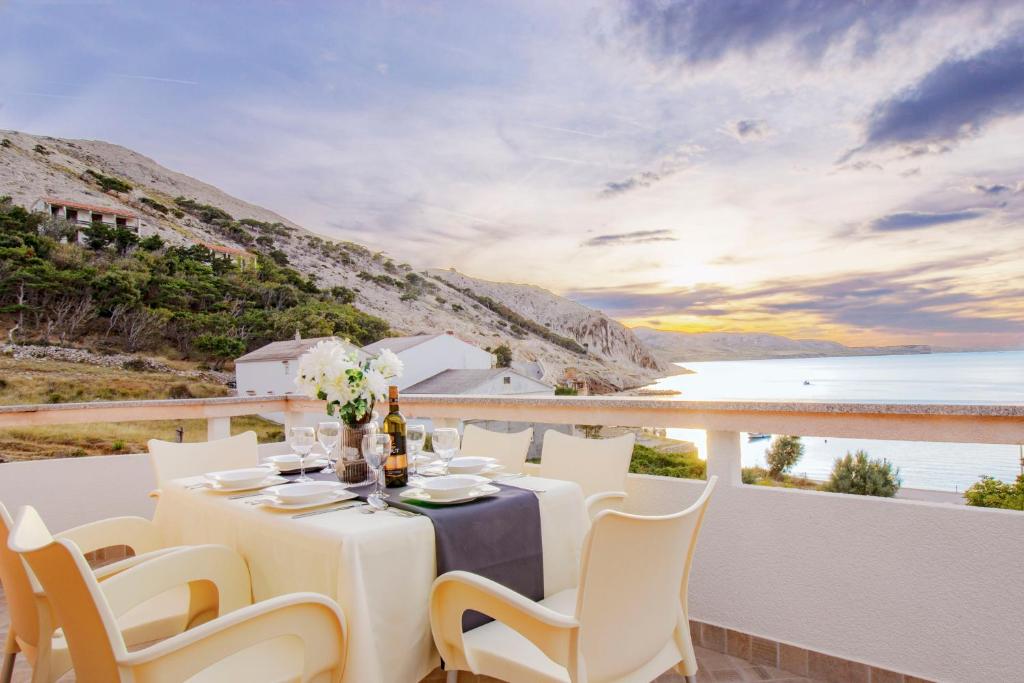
[1,394,1022,681]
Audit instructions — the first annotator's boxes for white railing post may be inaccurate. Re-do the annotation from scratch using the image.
[206,416,231,441]
[706,430,742,487]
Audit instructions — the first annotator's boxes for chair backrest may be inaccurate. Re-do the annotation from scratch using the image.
[8,506,127,682]
[539,431,635,497]
[148,431,258,485]
[0,501,43,653]
[574,478,717,681]
[460,424,533,473]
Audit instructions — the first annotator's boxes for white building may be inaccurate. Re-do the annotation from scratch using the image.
[32,197,141,244]
[403,368,552,396]
[234,336,367,398]
[361,333,494,390]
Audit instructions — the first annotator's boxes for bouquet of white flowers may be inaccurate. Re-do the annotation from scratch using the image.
[295,339,403,425]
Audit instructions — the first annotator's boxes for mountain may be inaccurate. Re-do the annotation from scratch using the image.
[0,129,665,391]
[633,327,931,363]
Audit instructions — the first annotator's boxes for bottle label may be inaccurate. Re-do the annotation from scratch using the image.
[384,433,408,487]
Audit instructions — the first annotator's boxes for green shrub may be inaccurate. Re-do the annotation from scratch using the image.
[554,385,578,396]
[174,197,233,223]
[823,450,901,497]
[139,197,169,214]
[630,443,705,479]
[766,435,804,479]
[139,234,165,251]
[963,475,1024,510]
[168,383,194,399]
[1,139,11,148]
[493,343,513,368]
[33,144,50,155]
[86,170,132,193]
[742,466,769,484]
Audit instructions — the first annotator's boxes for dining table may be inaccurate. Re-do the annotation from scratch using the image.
[153,473,589,683]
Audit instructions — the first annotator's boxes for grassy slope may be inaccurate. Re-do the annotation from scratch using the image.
[0,355,281,460]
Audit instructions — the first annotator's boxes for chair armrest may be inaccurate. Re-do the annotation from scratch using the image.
[56,516,163,556]
[118,593,346,682]
[585,491,627,520]
[99,545,252,623]
[430,570,578,674]
[92,546,184,581]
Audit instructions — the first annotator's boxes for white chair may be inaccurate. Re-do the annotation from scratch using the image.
[460,424,533,474]
[8,505,347,683]
[148,431,259,493]
[0,501,236,683]
[431,477,717,683]
[540,431,635,518]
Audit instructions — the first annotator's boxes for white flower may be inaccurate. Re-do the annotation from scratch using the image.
[364,368,388,402]
[295,339,347,398]
[371,348,403,379]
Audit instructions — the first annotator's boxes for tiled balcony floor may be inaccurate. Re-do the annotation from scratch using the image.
[1,589,821,682]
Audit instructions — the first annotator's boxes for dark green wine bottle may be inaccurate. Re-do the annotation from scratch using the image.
[382,385,408,487]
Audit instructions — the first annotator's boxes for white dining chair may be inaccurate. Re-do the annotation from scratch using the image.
[8,505,348,683]
[148,431,259,493]
[0,501,240,683]
[460,424,533,474]
[539,430,635,518]
[431,477,717,683]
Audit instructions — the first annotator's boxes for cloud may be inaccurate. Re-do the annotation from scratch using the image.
[599,143,703,197]
[973,183,1013,195]
[871,210,984,231]
[617,0,984,66]
[567,256,1024,337]
[114,74,199,85]
[845,33,1024,158]
[581,229,677,247]
[724,119,773,142]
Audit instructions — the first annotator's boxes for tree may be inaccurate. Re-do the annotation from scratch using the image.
[765,435,804,479]
[194,334,246,370]
[493,343,513,368]
[81,222,114,250]
[963,475,1024,510]
[139,234,165,251]
[824,450,901,497]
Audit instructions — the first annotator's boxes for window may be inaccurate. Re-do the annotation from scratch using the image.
[503,376,511,385]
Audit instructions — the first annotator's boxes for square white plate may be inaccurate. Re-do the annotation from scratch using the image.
[258,489,358,511]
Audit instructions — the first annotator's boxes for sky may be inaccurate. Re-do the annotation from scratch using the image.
[2,0,1023,349]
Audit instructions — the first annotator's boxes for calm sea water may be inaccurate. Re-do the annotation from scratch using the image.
[645,351,1024,492]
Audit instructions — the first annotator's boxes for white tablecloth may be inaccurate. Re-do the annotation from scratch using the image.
[154,476,588,683]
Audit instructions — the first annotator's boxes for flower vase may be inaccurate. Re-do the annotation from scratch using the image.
[340,418,375,485]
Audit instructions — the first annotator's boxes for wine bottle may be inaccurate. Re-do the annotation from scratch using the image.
[382,385,408,488]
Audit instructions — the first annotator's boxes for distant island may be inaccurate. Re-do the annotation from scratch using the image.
[632,327,931,363]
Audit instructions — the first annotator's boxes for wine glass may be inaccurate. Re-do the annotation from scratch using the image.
[317,421,341,474]
[361,432,391,509]
[432,428,460,475]
[289,426,317,482]
[406,424,426,477]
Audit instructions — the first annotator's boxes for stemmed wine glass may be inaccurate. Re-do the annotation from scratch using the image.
[432,428,460,475]
[317,421,341,475]
[289,426,317,483]
[361,432,391,509]
[407,424,426,477]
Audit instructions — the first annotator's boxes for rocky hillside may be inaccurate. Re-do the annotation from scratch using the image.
[634,327,931,363]
[0,129,665,390]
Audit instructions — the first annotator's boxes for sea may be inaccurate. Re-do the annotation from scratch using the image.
[644,350,1024,492]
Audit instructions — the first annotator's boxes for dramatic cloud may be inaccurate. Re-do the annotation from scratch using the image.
[582,229,677,247]
[724,119,773,142]
[871,210,984,232]
[619,0,979,66]
[568,257,1024,337]
[848,33,1024,157]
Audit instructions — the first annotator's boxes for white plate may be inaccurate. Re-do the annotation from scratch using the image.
[265,481,347,505]
[400,484,500,505]
[417,474,491,500]
[446,456,498,474]
[206,467,275,489]
[204,475,288,493]
[417,462,505,478]
[258,489,357,511]
[262,454,326,473]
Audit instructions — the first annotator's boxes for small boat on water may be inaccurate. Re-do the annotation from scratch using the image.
[748,433,771,441]
[803,380,812,385]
